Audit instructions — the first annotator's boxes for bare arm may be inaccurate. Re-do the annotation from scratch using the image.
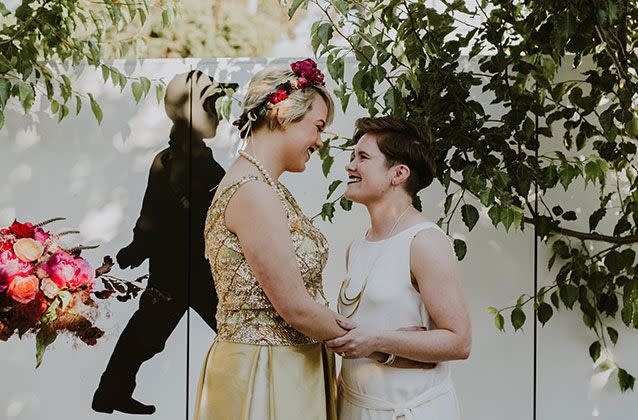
[328,228,471,362]
[344,240,435,369]
[226,180,349,341]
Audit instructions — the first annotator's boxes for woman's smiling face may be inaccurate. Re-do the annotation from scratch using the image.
[280,93,327,173]
[344,133,394,204]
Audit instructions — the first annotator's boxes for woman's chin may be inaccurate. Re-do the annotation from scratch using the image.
[344,186,363,203]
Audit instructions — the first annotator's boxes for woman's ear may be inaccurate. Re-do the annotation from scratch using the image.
[393,164,411,186]
[274,107,285,127]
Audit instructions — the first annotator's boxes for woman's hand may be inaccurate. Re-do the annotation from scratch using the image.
[325,318,379,358]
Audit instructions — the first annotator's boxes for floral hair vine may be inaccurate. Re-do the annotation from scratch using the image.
[233,58,326,139]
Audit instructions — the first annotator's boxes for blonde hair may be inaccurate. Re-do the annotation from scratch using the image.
[238,66,334,138]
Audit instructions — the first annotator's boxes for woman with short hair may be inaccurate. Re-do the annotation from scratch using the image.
[329,116,472,420]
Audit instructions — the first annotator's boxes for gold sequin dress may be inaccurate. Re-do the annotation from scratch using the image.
[193,176,337,420]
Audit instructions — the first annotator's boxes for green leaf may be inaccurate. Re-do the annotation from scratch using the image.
[322,155,334,177]
[89,94,103,125]
[101,65,110,83]
[17,81,35,112]
[552,206,563,216]
[618,368,635,392]
[58,290,72,310]
[75,96,82,115]
[605,250,625,274]
[621,301,634,327]
[288,0,308,18]
[487,306,498,314]
[140,77,151,96]
[327,53,345,83]
[560,284,579,309]
[321,202,335,222]
[461,204,479,231]
[155,83,166,104]
[589,340,601,362]
[494,313,505,331]
[537,302,553,326]
[326,180,342,199]
[0,79,11,109]
[314,22,333,54]
[511,307,526,331]
[444,194,454,214]
[35,329,58,368]
[550,290,560,309]
[339,197,352,211]
[589,208,606,231]
[562,211,577,221]
[607,326,618,345]
[40,299,60,324]
[412,194,422,212]
[132,81,143,103]
[57,104,69,122]
[453,239,467,261]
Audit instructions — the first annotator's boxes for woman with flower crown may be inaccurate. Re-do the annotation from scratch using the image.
[327,117,472,419]
[192,59,351,419]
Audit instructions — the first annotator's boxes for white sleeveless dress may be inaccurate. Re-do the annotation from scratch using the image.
[338,222,461,420]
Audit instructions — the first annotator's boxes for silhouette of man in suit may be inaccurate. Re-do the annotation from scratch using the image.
[92,71,237,415]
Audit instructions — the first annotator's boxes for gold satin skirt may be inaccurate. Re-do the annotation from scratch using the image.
[193,339,337,420]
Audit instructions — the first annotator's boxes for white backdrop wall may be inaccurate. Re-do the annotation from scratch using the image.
[0,57,635,420]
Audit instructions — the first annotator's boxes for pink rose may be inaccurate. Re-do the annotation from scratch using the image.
[43,252,94,290]
[68,257,95,289]
[0,244,33,292]
[6,273,39,304]
[33,227,51,245]
[43,252,77,288]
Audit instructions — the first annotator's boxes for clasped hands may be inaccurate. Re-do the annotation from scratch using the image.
[326,317,436,369]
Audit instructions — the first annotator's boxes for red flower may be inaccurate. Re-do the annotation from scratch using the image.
[8,221,34,239]
[290,59,325,87]
[268,89,288,104]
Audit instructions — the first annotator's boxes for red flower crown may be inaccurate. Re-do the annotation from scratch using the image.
[233,59,326,138]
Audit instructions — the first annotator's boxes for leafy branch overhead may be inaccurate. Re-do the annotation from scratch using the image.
[0,0,177,127]
[287,0,638,392]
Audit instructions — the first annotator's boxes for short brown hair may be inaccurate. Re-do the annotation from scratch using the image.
[353,116,437,196]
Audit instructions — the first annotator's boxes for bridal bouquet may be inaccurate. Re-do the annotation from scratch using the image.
[0,218,143,367]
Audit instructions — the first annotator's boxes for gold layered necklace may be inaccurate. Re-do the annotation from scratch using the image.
[337,204,412,318]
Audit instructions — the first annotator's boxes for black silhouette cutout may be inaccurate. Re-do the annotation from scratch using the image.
[92,71,237,415]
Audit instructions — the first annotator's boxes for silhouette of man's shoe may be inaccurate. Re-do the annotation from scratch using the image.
[92,393,156,415]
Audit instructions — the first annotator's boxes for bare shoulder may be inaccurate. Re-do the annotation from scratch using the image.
[225,178,285,232]
[410,226,456,266]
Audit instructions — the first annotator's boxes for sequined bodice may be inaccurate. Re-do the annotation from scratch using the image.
[204,176,329,345]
